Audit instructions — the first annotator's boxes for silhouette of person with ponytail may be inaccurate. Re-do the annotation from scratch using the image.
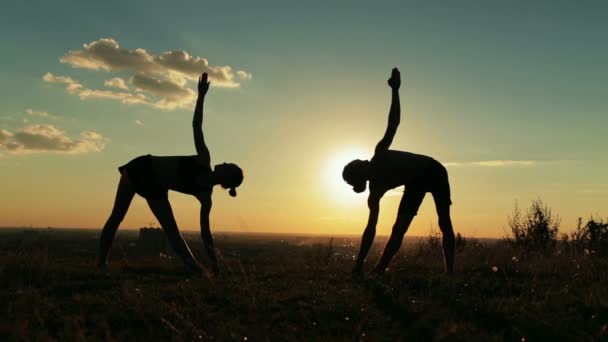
[343,68,455,275]
[98,72,243,275]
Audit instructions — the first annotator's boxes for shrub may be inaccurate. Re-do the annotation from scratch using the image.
[507,199,560,251]
[570,217,608,255]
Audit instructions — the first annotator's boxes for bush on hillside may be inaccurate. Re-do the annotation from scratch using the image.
[507,199,560,251]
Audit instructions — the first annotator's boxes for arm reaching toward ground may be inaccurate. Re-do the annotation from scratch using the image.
[198,194,220,274]
[353,193,381,274]
[375,68,401,153]
[193,73,211,165]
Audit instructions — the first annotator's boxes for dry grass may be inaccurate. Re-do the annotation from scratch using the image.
[1,229,607,341]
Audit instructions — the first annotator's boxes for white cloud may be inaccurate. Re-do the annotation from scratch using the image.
[25,108,50,117]
[46,38,252,109]
[80,130,104,140]
[44,72,158,107]
[58,38,250,88]
[131,73,195,101]
[0,124,105,154]
[44,71,198,110]
[236,70,253,80]
[25,108,59,120]
[444,160,537,167]
[104,77,129,90]
[78,87,151,105]
[0,129,14,143]
[60,38,154,72]
[155,50,239,87]
[42,72,83,93]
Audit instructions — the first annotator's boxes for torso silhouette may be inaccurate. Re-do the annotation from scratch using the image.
[368,150,436,195]
[119,154,213,199]
[152,155,213,195]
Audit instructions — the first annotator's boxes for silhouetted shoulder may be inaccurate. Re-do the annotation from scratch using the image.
[368,150,437,189]
[371,149,434,165]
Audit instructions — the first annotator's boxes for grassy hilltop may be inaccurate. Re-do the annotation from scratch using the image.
[1,229,607,341]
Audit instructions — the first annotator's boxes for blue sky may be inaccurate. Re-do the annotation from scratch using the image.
[0,0,606,236]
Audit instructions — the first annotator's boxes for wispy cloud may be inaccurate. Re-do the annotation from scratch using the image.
[0,124,106,154]
[104,77,129,90]
[44,38,252,110]
[25,108,51,118]
[444,160,538,167]
[0,129,14,143]
[236,70,253,80]
[43,71,158,107]
[42,73,83,93]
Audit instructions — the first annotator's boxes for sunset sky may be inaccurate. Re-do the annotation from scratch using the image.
[0,1,606,238]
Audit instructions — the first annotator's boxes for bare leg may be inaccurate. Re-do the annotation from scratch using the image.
[98,175,135,268]
[146,198,202,272]
[436,204,455,274]
[373,214,414,274]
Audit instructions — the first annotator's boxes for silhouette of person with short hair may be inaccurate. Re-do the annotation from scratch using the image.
[344,68,455,275]
[98,72,243,275]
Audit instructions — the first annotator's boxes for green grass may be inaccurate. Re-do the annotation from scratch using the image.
[1,230,607,341]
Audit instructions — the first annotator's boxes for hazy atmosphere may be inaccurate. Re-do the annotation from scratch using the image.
[1,0,606,237]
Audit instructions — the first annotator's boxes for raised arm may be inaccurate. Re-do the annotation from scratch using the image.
[375,68,401,153]
[193,73,211,165]
[353,192,381,274]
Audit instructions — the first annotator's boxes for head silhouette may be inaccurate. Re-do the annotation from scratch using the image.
[214,163,243,197]
[342,159,369,193]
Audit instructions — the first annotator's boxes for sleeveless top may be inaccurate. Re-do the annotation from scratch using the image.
[174,156,213,195]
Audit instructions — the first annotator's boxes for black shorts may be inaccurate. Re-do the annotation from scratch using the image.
[398,160,452,216]
[118,155,168,200]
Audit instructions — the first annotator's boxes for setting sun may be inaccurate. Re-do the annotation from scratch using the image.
[324,146,371,206]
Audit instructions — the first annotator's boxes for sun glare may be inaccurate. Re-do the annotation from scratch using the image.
[324,147,371,205]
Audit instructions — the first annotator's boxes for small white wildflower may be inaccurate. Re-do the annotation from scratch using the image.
[584,249,590,255]
[492,266,498,272]
[512,256,518,262]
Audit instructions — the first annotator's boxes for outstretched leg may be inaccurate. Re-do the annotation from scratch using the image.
[436,203,455,274]
[432,163,455,274]
[373,213,415,274]
[146,198,202,272]
[98,175,135,268]
[373,189,424,274]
